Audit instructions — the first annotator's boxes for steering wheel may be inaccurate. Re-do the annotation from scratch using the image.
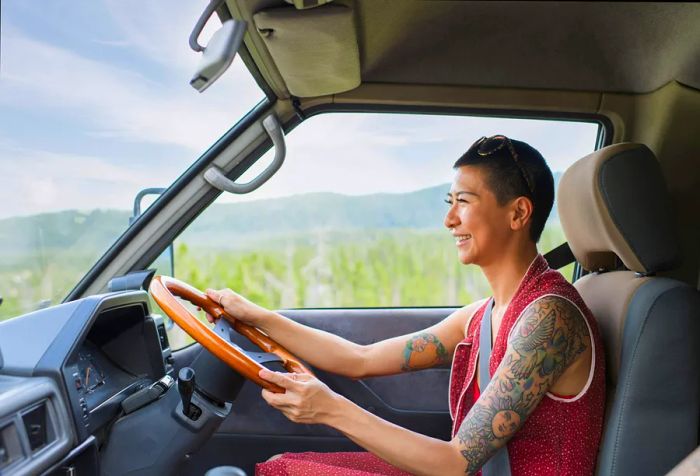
[149,275,313,393]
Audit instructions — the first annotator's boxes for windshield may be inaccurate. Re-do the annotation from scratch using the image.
[158,112,600,349]
[0,1,266,320]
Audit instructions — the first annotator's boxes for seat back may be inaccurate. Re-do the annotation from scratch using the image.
[558,143,700,475]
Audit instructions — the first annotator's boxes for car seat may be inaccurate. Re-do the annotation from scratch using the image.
[558,142,700,475]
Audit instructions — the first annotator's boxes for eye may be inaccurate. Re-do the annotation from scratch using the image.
[456,198,469,204]
[444,198,453,205]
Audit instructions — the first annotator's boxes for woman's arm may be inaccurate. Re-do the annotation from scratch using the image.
[205,288,483,378]
[449,295,590,472]
[259,295,591,475]
[259,369,466,476]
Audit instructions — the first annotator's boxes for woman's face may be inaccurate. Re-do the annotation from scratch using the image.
[444,165,515,266]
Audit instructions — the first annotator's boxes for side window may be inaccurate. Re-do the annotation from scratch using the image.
[161,113,599,348]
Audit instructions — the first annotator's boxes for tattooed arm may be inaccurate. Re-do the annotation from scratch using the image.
[452,295,590,474]
[360,298,487,377]
[316,296,590,476]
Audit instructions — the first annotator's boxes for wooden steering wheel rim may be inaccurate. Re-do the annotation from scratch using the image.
[149,275,312,393]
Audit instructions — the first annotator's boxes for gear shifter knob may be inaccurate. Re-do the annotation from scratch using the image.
[178,367,195,418]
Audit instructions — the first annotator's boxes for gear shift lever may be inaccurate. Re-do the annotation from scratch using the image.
[178,367,196,418]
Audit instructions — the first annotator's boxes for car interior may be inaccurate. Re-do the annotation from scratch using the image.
[0,1,699,475]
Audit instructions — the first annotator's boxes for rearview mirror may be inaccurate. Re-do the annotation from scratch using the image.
[130,188,174,277]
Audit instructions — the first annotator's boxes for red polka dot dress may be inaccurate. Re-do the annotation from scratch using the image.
[256,451,410,475]
[449,255,606,475]
[257,255,605,475]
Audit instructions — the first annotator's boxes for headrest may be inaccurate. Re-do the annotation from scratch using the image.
[558,143,680,274]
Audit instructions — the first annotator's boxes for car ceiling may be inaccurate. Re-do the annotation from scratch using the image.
[228,1,700,99]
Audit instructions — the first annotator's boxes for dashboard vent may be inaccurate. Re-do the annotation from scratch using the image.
[21,402,54,453]
[0,423,23,470]
[157,324,170,351]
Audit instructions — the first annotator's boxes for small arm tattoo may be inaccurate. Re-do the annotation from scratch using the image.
[456,297,589,474]
[401,332,450,371]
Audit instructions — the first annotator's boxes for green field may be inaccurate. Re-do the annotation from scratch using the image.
[0,183,570,322]
[0,224,571,322]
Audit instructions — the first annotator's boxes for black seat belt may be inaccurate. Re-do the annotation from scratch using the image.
[544,242,576,270]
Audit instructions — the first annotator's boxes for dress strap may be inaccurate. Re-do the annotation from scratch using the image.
[479,299,512,476]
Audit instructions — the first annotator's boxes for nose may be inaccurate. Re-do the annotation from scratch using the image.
[444,203,459,229]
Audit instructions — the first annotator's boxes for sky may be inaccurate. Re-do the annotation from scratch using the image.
[0,0,599,220]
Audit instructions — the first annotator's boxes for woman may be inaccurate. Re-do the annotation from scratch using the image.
[206,136,605,476]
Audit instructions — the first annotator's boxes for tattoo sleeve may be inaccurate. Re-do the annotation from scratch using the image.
[454,297,589,474]
[401,333,450,371]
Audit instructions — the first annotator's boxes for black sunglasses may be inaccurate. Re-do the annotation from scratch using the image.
[469,135,535,195]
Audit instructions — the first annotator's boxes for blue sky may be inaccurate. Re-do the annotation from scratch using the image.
[0,1,599,219]
[0,0,263,219]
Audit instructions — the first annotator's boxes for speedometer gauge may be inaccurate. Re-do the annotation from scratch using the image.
[77,351,105,392]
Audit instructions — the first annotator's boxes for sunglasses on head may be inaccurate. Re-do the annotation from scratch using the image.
[469,135,535,195]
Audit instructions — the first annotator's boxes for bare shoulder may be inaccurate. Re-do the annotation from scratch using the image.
[453,297,490,337]
[511,294,587,332]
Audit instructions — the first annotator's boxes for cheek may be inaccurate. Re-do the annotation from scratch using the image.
[456,206,478,227]
[468,208,510,241]
[460,208,488,238]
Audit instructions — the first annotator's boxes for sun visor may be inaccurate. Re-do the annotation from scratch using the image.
[253,5,360,97]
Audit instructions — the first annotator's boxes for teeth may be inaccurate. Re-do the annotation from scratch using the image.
[455,234,472,243]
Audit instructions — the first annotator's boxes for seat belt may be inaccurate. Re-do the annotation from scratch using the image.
[479,299,512,476]
[543,242,576,270]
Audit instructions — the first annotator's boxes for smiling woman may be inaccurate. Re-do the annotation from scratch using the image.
[0,0,265,321]
[160,112,601,349]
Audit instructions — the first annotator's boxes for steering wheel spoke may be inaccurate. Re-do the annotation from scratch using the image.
[149,275,313,393]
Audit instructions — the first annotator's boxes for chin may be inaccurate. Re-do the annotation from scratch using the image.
[457,248,477,266]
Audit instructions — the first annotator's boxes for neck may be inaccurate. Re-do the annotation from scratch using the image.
[481,241,539,309]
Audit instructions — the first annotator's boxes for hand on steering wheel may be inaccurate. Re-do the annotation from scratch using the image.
[199,288,267,328]
[149,275,313,393]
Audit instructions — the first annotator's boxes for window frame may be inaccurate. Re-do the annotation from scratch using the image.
[158,105,613,349]
[66,101,612,305]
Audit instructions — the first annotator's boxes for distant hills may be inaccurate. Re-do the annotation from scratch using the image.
[181,184,451,248]
[0,174,561,262]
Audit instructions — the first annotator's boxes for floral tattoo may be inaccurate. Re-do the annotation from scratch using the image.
[401,333,450,371]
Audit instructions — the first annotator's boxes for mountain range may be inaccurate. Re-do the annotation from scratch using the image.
[0,174,561,262]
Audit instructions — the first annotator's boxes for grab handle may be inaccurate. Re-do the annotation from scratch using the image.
[204,115,286,194]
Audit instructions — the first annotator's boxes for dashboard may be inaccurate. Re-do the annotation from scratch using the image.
[62,301,173,440]
[0,290,174,475]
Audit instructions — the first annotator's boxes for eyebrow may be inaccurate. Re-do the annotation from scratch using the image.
[447,190,480,198]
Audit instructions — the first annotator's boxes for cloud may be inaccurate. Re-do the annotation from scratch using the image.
[226,113,599,205]
[102,0,216,73]
[0,18,263,153]
[0,144,163,218]
[0,0,600,219]
[90,39,132,48]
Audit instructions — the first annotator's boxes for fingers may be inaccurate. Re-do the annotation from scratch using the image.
[205,288,222,306]
[261,388,286,406]
[260,372,328,425]
[260,390,303,423]
[195,305,217,324]
[259,369,301,391]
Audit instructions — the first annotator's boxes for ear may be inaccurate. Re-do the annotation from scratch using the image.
[509,196,534,232]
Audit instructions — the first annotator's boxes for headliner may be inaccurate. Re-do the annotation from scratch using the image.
[233,1,700,97]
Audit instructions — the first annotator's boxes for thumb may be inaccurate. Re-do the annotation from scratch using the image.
[206,289,221,303]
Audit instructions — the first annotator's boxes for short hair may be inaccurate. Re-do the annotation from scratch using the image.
[453,137,554,242]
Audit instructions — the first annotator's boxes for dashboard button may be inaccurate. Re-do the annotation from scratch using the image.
[73,372,82,390]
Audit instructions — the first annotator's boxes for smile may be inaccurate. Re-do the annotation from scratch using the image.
[454,234,472,245]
